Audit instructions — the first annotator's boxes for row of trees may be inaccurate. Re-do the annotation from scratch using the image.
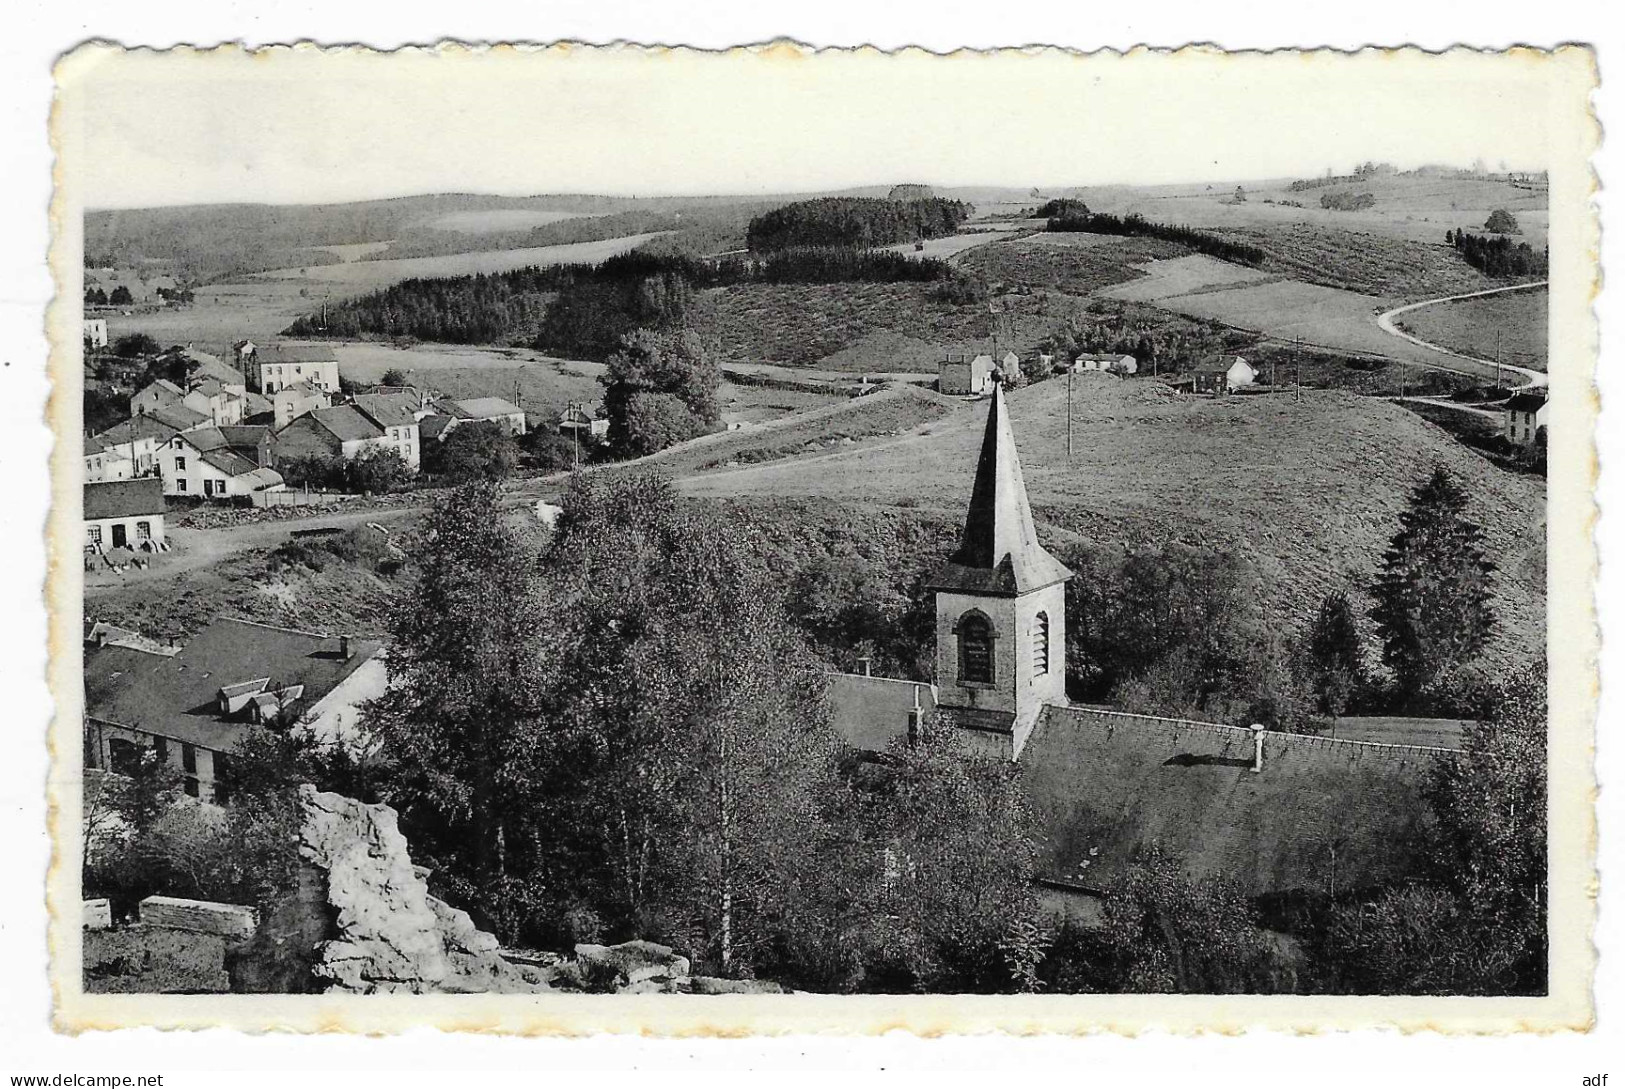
[85,286,133,306]
[1448,230,1548,278]
[1319,191,1377,211]
[354,476,1041,991]
[746,197,974,252]
[1046,211,1268,268]
[284,246,979,360]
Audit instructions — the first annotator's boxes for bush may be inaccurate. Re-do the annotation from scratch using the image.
[113,332,160,359]
[343,446,412,494]
[1484,209,1521,234]
[426,420,518,482]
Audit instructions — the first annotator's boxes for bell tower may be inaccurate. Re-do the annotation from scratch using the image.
[927,383,1072,760]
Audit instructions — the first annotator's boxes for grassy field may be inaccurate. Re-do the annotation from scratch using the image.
[1078,173,1549,248]
[681,376,1545,674]
[957,233,1188,295]
[1222,224,1496,299]
[1395,287,1549,372]
[1097,254,1281,302]
[251,232,670,287]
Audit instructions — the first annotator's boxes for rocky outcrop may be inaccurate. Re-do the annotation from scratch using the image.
[245,786,549,995]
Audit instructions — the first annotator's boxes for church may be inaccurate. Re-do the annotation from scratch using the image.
[827,384,1459,910]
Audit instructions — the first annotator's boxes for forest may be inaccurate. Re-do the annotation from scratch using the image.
[1449,230,1549,279]
[1045,210,1268,267]
[284,246,979,359]
[746,197,975,251]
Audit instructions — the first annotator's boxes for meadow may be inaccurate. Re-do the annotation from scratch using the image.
[681,376,1545,674]
[1395,287,1549,372]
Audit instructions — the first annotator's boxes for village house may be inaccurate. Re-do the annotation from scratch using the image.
[1503,391,1549,446]
[273,404,390,464]
[558,404,611,443]
[999,351,1023,381]
[242,342,342,396]
[272,381,332,429]
[161,426,285,499]
[89,415,181,478]
[434,396,527,437]
[84,478,166,555]
[1193,357,1257,394]
[828,384,1454,917]
[83,618,385,803]
[939,353,996,396]
[84,318,108,350]
[84,434,136,484]
[351,393,425,470]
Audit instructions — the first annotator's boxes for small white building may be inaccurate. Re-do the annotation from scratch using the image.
[272,381,331,429]
[1074,353,1138,375]
[1194,357,1258,394]
[940,354,996,396]
[84,318,108,349]
[1503,392,1549,446]
[162,427,285,499]
[438,396,527,437]
[84,478,166,553]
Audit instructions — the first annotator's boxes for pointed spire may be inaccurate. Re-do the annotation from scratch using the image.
[931,383,1072,596]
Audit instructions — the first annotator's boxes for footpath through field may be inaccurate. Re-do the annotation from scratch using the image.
[1375,281,1549,391]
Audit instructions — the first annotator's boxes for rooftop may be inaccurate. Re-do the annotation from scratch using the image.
[352,393,421,430]
[84,617,382,752]
[84,478,165,520]
[306,405,385,444]
[255,343,339,365]
[1019,706,1454,898]
[1505,392,1548,413]
[93,415,182,446]
[448,396,523,420]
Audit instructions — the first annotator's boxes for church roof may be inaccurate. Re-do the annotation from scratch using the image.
[928,383,1072,596]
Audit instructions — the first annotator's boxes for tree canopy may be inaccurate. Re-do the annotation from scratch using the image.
[601,328,720,458]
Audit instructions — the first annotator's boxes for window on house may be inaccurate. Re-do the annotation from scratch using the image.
[182,743,200,797]
[107,737,142,777]
[175,456,186,471]
[86,525,102,546]
[155,737,169,766]
[177,479,187,493]
[1033,611,1050,676]
[136,520,151,540]
[957,611,995,686]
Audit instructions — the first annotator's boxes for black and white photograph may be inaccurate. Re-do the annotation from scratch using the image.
[39,39,1597,1038]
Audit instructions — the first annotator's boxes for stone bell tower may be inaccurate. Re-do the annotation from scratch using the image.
[927,383,1072,760]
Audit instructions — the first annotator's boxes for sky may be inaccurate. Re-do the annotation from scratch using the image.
[59,44,1577,209]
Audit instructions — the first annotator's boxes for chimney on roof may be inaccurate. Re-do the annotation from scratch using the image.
[857,655,872,677]
[1250,723,1267,773]
[907,683,925,746]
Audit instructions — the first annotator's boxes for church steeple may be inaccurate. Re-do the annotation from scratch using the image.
[928,382,1072,761]
[931,382,1071,596]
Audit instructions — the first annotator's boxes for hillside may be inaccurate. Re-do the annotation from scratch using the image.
[680,375,1545,673]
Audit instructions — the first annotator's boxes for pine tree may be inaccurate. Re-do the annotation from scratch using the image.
[1370,467,1496,701]
[1306,591,1366,717]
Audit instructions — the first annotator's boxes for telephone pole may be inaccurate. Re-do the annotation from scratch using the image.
[1066,369,1074,461]
[1293,336,1301,402]
[1496,328,1504,391]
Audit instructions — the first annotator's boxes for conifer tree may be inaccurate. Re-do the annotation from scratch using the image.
[1370,467,1496,701]
[1306,591,1366,718]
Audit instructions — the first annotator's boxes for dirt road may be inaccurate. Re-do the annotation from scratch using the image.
[84,506,423,593]
[1376,282,1549,390]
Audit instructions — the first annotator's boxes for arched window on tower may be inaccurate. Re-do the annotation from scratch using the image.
[957,610,995,686]
[1033,611,1050,676]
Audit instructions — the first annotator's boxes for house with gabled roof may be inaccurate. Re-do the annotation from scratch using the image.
[271,381,330,429]
[273,404,389,464]
[351,393,425,469]
[828,383,1456,915]
[1193,357,1257,395]
[84,478,166,554]
[161,426,285,499]
[89,415,182,477]
[436,396,527,437]
[1503,391,1548,446]
[83,617,385,803]
[244,342,341,395]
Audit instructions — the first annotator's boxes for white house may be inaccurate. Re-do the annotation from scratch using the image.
[84,478,166,554]
[1503,392,1549,446]
[940,354,996,396]
[89,415,183,478]
[246,343,342,395]
[272,381,332,429]
[84,318,108,350]
[1074,353,1138,375]
[1194,357,1258,394]
[162,427,285,499]
[84,435,136,483]
[351,393,424,470]
[438,396,527,437]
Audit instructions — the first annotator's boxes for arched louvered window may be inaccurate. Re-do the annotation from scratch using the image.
[1033,611,1050,676]
[957,610,995,686]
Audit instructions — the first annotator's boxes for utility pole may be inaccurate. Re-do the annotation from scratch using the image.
[1293,336,1301,403]
[1496,328,1504,391]
[568,401,581,470]
[1066,369,1074,461]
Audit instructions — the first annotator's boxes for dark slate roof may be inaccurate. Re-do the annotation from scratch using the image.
[183,350,247,387]
[84,478,165,520]
[351,393,421,430]
[418,414,457,442]
[1018,706,1453,898]
[83,617,382,753]
[928,383,1072,596]
[1505,392,1548,413]
[309,405,384,443]
[255,343,338,364]
[145,402,210,432]
[825,673,937,752]
[94,415,181,446]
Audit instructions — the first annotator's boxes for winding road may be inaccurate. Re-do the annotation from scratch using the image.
[1376,281,1549,390]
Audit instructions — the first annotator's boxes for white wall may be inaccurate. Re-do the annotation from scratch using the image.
[84,512,166,549]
